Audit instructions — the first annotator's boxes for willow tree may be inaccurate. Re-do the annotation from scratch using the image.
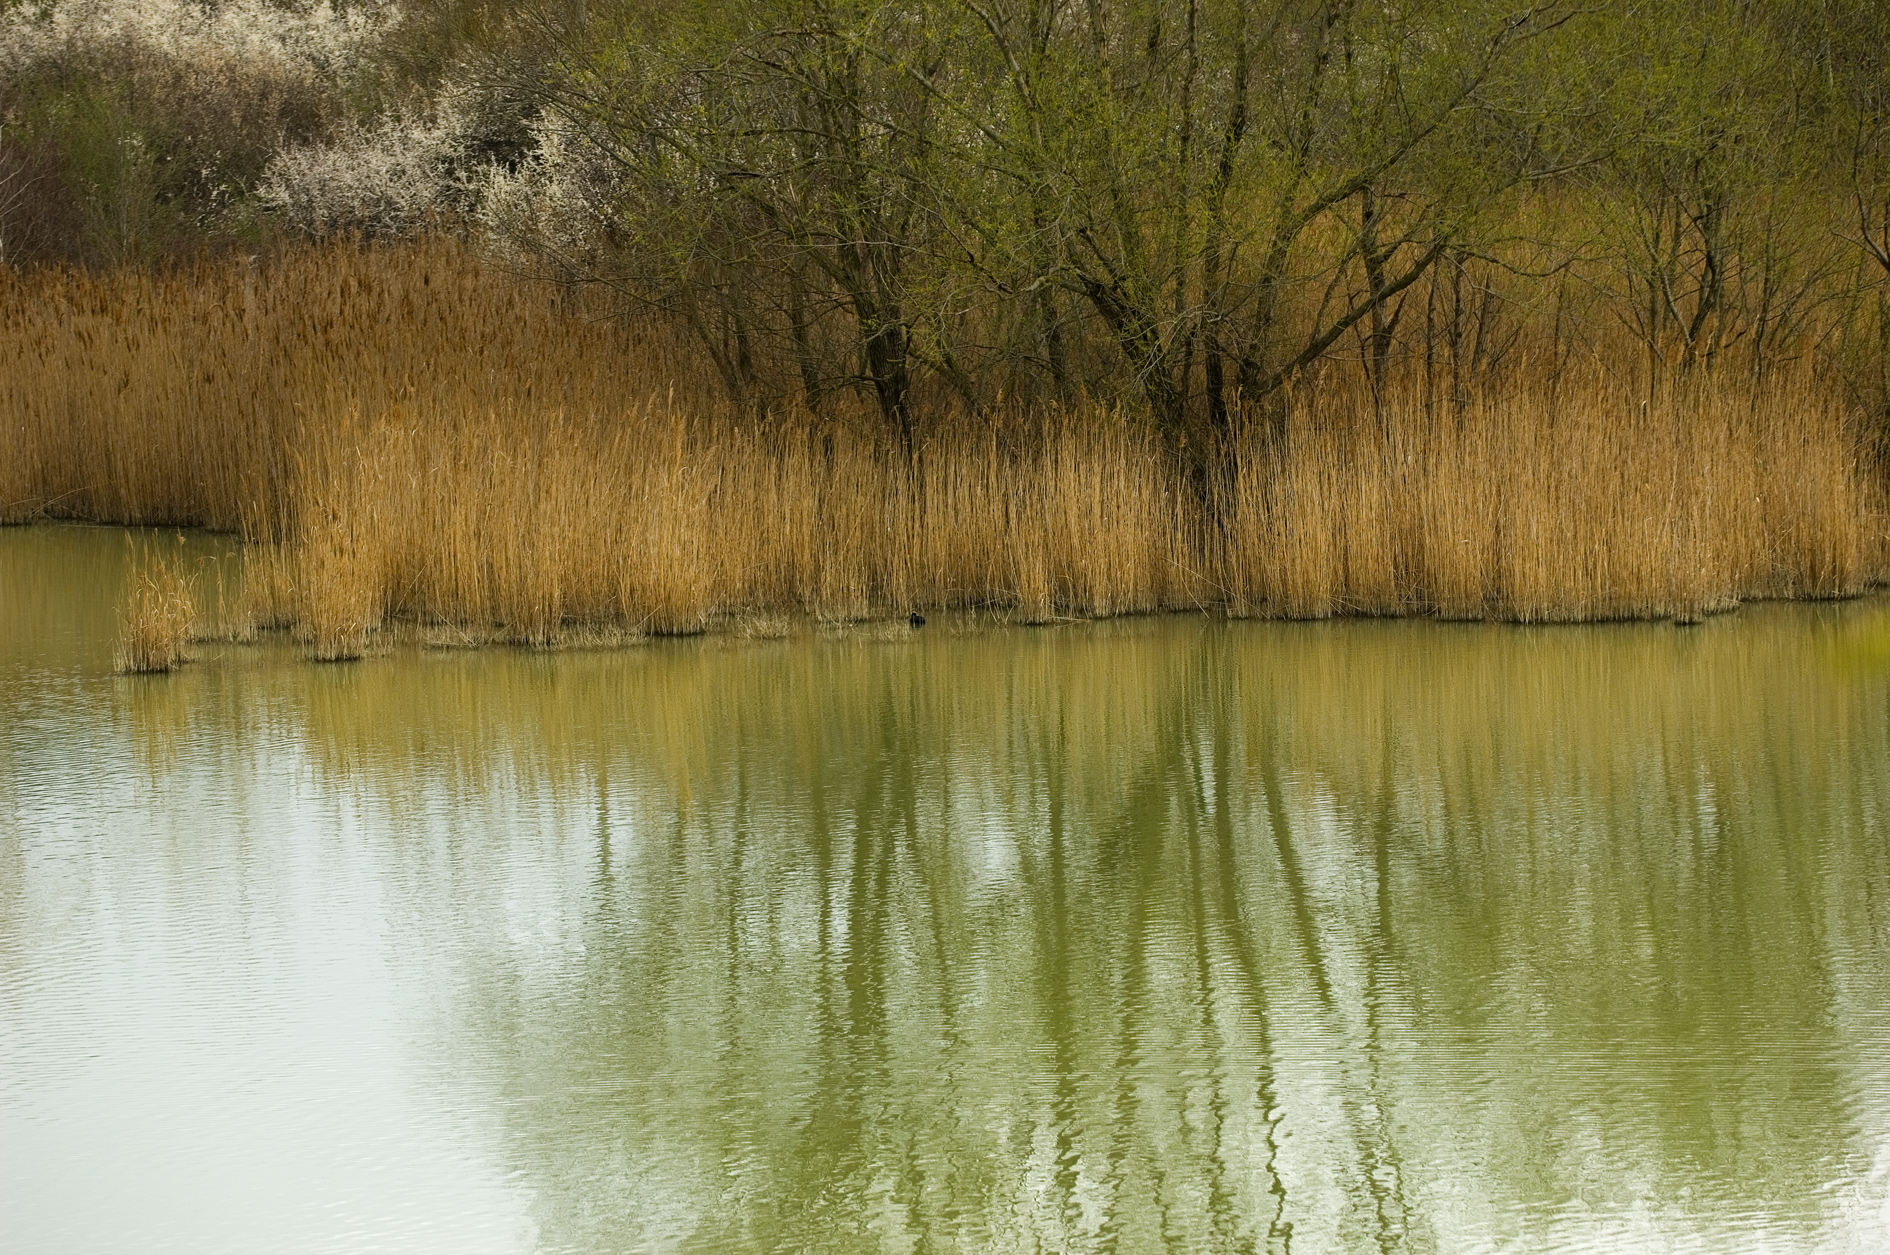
[1563,1,1861,384]
[503,0,1581,462]
[1818,0,1890,423]
[935,0,1582,446]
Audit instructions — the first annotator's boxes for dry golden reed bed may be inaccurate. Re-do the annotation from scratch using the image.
[2,241,1884,657]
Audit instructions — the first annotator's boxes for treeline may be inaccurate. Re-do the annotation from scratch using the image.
[492,0,1890,448]
[5,0,1890,447]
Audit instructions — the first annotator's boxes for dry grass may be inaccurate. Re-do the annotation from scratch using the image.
[4,239,1885,656]
[115,534,195,673]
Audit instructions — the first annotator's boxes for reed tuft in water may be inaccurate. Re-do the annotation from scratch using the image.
[115,537,195,673]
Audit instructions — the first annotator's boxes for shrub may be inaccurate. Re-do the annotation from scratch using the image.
[257,90,478,236]
[0,0,391,262]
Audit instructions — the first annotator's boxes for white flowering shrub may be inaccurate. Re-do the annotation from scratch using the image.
[0,0,390,78]
[0,0,398,260]
[259,95,470,235]
[0,1,617,257]
[476,109,623,263]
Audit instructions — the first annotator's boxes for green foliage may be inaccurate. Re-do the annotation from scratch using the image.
[513,0,1590,439]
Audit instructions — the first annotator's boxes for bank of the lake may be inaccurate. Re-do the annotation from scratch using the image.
[5,244,1885,664]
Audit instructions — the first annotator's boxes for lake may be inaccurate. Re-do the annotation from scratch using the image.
[4,523,1890,1254]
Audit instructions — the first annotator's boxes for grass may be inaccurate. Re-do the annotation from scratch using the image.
[3,239,1884,658]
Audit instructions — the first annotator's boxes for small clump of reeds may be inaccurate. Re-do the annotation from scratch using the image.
[116,537,195,674]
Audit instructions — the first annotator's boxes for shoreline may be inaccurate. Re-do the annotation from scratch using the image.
[7,245,1887,669]
[7,520,1874,671]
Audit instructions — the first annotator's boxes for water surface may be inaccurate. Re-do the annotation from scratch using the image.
[4,524,1890,1254]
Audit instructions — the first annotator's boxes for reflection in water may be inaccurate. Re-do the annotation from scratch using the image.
[3,525,1890,1254]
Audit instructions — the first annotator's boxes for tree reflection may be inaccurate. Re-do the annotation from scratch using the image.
[278,610,1890,1253]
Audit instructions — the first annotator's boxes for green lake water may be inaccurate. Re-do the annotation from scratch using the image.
[4,523,1890,1254]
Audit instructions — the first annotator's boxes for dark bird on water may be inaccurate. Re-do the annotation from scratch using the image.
[909,612,926,628]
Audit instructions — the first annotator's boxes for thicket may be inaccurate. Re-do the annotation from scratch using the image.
[0,0,382,263]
